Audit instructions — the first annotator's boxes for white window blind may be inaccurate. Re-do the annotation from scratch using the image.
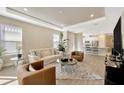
[0,24,22,54]
[5,41,17,53]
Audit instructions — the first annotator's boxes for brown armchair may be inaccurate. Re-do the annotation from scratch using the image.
[71,51,84,62]
[17,60,56,85]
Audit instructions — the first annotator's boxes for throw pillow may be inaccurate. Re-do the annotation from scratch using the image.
[42,50,51,57]
[29,50,36,55]
[29,65,36,72]
[36,50,42,58]
[33,51,37,56]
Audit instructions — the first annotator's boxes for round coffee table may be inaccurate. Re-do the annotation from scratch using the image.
[59,59,78,74]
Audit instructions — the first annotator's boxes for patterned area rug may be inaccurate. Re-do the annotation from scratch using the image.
[56,62,103,80]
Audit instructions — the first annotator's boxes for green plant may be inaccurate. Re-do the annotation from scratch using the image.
[0,47,6,56]
[58,32,68,52]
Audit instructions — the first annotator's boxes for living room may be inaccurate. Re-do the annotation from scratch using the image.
[0,7,124,86]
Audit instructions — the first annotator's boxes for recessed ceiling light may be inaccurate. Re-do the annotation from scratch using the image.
[90,14,94,18]
[23,8,28,11]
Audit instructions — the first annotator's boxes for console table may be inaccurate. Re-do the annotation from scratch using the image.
[57,58,78,74]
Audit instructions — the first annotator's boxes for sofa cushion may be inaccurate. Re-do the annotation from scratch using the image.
[42,50,52,57]
[36,50,42,57]
[30,50,42,57]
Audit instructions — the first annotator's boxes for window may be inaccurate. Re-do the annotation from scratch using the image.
[4,41,18,53]
[53,33,59,49]
[0,24,22,54]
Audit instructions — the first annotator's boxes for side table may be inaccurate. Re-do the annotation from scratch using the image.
[10,57,24,66]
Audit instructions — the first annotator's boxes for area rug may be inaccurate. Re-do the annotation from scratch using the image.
[55,62,103,80]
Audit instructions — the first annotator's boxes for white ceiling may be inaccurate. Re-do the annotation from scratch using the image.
[1,7,124,34]
[66,7,124,34]
[7,7,105,27]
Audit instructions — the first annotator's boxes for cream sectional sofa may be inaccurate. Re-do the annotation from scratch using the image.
[28,48,62,65]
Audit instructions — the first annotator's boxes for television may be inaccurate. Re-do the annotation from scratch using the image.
[113,17,122,56]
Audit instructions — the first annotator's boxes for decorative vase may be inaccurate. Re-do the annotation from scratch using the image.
[59,51,64,56]
[17,54,22,59]
[0,58,3,70]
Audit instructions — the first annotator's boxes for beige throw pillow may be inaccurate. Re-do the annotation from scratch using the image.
[42,50,51,57]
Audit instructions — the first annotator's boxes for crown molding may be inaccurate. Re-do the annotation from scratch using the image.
[0,7,64,31]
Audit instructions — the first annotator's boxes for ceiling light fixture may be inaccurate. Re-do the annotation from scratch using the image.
[90,14,94,18]
[23,8,28,11]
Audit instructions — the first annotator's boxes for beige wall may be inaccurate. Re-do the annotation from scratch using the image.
[105,34,113,48]
[63,32,83,52]
[67,31,76,52]
[63,31,76,52]
[64,32,83,52]
[0,15,59,61]
[75,33,83,51]
[98,34,106,48]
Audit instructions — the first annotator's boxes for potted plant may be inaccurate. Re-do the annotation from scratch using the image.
[0,47,6,70]
[58,32,68,56]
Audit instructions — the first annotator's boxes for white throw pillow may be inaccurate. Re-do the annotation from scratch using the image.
[29,50,36,55]
[42,50,51,57]
[36,50,43,57]
[30,50,42,57]
[29,65,36,72]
